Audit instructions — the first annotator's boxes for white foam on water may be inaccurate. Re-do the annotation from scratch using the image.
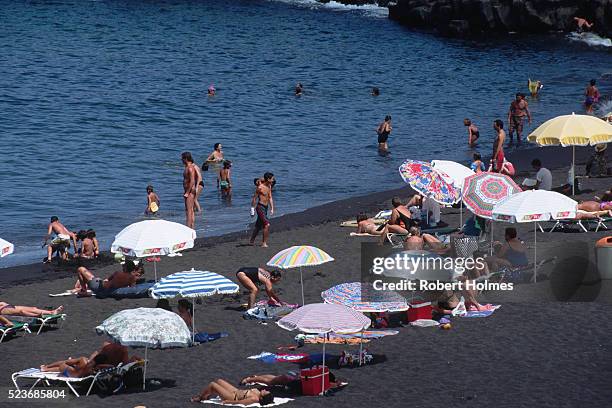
[268,0,388,18]
[567,32,612,48]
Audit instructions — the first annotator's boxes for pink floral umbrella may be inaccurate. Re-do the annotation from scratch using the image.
[398,160,460,205]
[462,172,522,219]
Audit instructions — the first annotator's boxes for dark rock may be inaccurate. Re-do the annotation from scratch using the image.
[388,0,612,38]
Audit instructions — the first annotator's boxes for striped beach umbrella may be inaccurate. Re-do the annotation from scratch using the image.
[267,246,334,306]
[399,160,460,205]
[0,238,14,258]
[462,172,522,219]
[278,303,370,393]
[321,282,408,313]
[150,269,239,342]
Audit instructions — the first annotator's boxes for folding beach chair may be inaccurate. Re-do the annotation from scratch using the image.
[7,313,66,335]
[386,233,407,248]
[548,219,588,233]
[590,216,610,232]
[0,322,30,343]
[11,362,134,397]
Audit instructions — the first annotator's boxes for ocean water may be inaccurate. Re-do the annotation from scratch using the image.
[1,0,611,267]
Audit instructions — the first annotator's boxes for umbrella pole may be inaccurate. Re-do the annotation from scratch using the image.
[321,333,326,396]
[359,329,364,366]
[460,200,463,228]
[143,346,148,391]
[534,222,537,283]
[572,146,575,196]
[192,302,196,344]
[490,221,494,256]
[300,267,305,306]
[154,260,158,282]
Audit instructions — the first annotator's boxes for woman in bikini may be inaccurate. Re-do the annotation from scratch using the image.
[41,354,110,378]
[379,197,418,244]
[0,302,63,317]
[190,379,273,405]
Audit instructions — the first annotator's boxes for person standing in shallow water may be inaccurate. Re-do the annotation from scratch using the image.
[464,118,480,145]
[295,83,303,96]
[585,79,600,114]
[182,152,198,229]
[507,93,531,145]
[492,120,506,173]
[250,172,274,248]
[376,115,392,151]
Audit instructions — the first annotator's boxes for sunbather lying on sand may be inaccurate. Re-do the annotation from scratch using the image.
[74,260,139,296]
[0,302,63,317]
[578,201,612,212]
[575,209,612,219]
[239,371,344,395]
[41,354,111,378]
[190,378,274,405]
[356,213,385,235]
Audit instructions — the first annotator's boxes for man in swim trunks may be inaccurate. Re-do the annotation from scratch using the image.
[585,79,600,114]
[507,93,531,144]
[75,260,138,297]
[44,216,78,263]
[250,172,274,247]
[464,119,479,145]
[182,152,198,229]
[492,119,506,173]
[376,115,392,151]
[219,160,232,199]
[236,267,282,309]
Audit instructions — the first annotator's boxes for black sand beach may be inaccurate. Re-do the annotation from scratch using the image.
[1,146,612,408]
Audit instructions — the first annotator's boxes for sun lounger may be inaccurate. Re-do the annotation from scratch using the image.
[0,322,30,343]
[201,396,293,407]
[11,361,143,397]
[349,232,379,237]
[6,313,66,335]
[590,216,611,232]
[548,219,588,233]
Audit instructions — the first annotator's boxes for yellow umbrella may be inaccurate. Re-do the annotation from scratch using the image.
[528,113,612,194]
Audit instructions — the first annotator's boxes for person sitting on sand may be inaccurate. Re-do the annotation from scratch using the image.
[177,299,193,328]
[464,119,480,145]
[236,267,282,310]
[145,185,160,215]
[41,354,111,378]
[75,260,139,296]
[379,197,418,243]
[404,227,446,253]
[485,228,528,271]
[76,230,96,259]
[43,216,78,263]
[87,229,100,258]
[191,378,274,405]
[0,302,63,317]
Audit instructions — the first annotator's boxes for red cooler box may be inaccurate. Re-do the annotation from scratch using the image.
[300,366,330,395]
[407,301,432,322]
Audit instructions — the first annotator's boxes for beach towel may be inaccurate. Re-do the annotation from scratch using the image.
[49,290,92,297]
[200,397,293,407]
[194,332,229,344]
[247,352,309,364]
[349,232,379,237]
[95,282,155,299]
[462,304,501,318]
[244,304,297,321]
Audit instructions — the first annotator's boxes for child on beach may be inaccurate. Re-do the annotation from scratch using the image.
[470,153,485,173]
[219,161,232,199]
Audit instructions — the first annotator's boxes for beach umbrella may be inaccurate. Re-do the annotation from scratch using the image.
[321,282,409,313]
[492,190,577,282]
[0,238,14,258]
[95,307,191,390]
[398,160,460,205]
[277,303,370,394]
[381,250,462,282]
[267,245,334,306]
[111,220,196,281]
[431,160,475,226]
[150,269,239,342]
[463,172,522,253]
[528,113,612,194]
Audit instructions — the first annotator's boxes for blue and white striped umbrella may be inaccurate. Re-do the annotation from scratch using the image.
[150,268,239,299]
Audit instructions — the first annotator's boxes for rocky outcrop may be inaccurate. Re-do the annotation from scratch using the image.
[388,0,612,37]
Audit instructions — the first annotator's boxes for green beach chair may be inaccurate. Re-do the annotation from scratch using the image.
[6,313,66,335]
[0,322,31,343]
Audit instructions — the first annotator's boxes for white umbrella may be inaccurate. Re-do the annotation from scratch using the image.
[277,303,370,394]
[111,220,196,281]
[95,307,191,390]
[150,269,239,342]
[492,190,577,282]
[0,238,14,258]
[431,160,475,226]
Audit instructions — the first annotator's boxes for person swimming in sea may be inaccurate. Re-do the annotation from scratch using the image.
[527,79,543,97]
[295,83,303,96]
[207,84,216,96]
[371,87,380,96]
[464,118,480,145]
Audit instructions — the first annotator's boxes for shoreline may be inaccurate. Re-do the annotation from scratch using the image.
[0,144,601,290]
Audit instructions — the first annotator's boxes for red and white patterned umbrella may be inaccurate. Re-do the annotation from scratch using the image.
[0,238,14,258]
[462,172,522,219]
